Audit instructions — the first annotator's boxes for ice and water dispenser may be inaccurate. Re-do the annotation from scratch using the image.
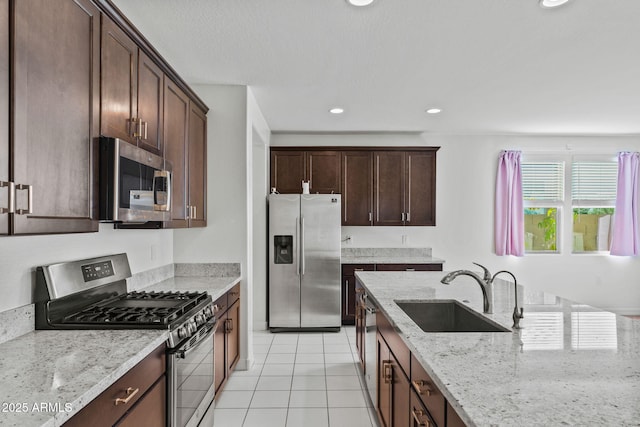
[274,235,293,264]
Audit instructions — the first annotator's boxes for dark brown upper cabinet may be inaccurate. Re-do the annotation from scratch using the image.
[270,150,305,194]
[163,81,207,229]
[271,147,438,227]
[374,150,437,226]
[306,151,341,194]
[374,151,406,226]
[101,16,164,155]
[163,80,190,228]
[11,0,100,234]
[270,149,341,194]
[101,16,138,144]
[342,151,373,226]
[0,0,8,235]
[187,103,207,228]
[136,51,164,155]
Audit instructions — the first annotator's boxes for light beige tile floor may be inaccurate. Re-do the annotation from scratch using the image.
[212,326,379,427]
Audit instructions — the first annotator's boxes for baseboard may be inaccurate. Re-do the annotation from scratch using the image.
[253,321,268,331]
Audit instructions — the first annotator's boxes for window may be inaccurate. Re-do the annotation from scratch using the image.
[571,161,617,253]
[521,155,617,254]
[522,161,564,252]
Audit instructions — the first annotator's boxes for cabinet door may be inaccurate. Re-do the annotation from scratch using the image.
[392,352,411,427]
[406,151,436,226]
[306,151,340,194]
[0,0,8,235]
[342,274,356,325]
[136,51,164,155]
[374,151,405,226]
[270,150,305,194]
[226,299,240,373]
[101,16,138,144]
[188,103,207,227]
[12,0,100,234]
[446,402,467,427]
[377,333,392,427]
[214,311,227,395]
[342,151,373,226]
[116,376,166,427]
[163,79,189,228]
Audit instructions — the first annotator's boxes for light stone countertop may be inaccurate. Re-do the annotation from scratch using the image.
[0,329,168,427]
[0,274,241,427]
[355,271,640,427]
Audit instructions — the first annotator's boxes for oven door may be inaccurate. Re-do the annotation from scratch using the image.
[168,323,215,427]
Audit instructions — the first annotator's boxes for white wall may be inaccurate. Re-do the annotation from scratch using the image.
[271,133,640,314]
[0,224,173,313]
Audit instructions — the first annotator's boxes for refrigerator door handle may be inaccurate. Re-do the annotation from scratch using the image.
[295,216,300,276]
[301,216,306,275]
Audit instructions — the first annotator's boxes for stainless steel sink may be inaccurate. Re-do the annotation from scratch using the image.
[396,300,510,332]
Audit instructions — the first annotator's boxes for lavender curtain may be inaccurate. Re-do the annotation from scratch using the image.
[495,150,524,256]
[610,152,640,256]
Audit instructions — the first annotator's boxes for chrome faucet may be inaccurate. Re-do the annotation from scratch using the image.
[440,262,494,313]
[492,270,524,329]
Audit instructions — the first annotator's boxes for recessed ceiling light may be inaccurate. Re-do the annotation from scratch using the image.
[539,0,571,8]
[426,108,442,114]
[347,0,374,6]
[329,107,345,114]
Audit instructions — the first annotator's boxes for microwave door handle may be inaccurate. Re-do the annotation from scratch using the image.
[153,171,171,212]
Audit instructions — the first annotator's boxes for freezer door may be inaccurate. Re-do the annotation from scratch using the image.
[300,194,341,328]
[269,194,301,328]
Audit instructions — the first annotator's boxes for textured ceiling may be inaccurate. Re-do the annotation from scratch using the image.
[113,0,640,134]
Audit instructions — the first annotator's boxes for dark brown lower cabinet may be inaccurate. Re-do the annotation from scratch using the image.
[446,403,467,427]
[64,344,166,427]
[377,332,410,427]
[214,283,241,397]
[411,388,436,427]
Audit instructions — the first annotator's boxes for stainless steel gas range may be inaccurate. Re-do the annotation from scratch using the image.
[34,253,215,427]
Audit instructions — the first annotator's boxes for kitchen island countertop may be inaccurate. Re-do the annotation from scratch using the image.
[356,270,640,426]
[0,274,240,427]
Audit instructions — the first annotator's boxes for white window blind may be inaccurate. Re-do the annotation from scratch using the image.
[522,162,564,201]
[571,161,617,203]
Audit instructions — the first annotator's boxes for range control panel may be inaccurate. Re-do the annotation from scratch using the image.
[81,260,115,282]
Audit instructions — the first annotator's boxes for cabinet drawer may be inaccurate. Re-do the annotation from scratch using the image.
[376,311,410,378]
[64,344,166,427]
[410,354,445,427]
[342,264,375,277]
[410,388,437,427]
[227,283,241,307]
[115,376,166,427]
[405,264,443,272]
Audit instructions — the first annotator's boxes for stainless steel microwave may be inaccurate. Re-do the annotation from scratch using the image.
[99,137,171,223]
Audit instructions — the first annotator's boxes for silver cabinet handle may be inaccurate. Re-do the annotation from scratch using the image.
[345,280,349,312]
[186,204,191,219]
[193,205,197,219]
[401,212,405,221]
[368,212,372,223]
[15,184,33,215]
[406,212,410,222]
[0,181,15,214]
[143,120,148,140]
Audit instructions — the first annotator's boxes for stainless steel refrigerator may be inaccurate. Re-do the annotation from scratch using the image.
[268,193,341,330]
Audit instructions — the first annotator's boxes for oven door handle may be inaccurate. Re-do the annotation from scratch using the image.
[175,323,215,359]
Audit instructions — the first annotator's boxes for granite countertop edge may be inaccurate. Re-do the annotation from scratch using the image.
[341,256,445,265]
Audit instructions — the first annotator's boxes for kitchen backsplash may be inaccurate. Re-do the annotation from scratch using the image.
[175,263,241,277]
[0,305,34,345]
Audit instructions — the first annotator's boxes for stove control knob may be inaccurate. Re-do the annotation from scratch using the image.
[203,306,213,318]
[177,326,188,340]
[187,321,197,335]
[195,314,206,326]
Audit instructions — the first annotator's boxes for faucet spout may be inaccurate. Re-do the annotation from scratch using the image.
[492,270,524,329]
[441,267,493,314]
